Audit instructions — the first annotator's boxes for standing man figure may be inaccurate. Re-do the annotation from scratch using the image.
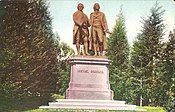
[73,3,90,55]
[89,3,110,56]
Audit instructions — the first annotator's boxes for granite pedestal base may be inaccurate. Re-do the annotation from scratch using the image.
[66,56,113,100]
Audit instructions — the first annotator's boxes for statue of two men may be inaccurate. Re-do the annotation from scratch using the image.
[73,3,110,56]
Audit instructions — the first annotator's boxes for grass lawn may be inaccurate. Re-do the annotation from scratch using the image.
[25,106,166,112]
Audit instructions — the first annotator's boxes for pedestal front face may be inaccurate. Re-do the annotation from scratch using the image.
[66,56,113,100]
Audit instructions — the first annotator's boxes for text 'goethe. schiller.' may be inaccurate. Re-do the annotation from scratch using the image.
[77,69,104,74]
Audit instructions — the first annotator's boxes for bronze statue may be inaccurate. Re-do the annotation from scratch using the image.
[73,3,90,55]
[89,3,110,56]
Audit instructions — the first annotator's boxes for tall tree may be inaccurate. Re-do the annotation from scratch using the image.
[155,31,175,111]
[130,3,165,106]
[0,0,59,110]
[107,10,130,101]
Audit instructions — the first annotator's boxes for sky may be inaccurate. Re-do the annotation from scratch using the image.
[47,0,175,50]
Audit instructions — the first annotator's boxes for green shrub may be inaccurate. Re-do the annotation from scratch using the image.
[139,106,166,112]
[50,94,64,101]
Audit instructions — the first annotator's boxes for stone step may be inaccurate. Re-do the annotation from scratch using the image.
[39,99,139,111]
[52,99,125,106]
[40,105,137,110]
[49,103,136,108]
[55,99,126,105]
[49,102,133,107]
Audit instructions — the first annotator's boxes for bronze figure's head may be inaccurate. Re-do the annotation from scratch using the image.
[93,3,100,11]
[77,3,84,11]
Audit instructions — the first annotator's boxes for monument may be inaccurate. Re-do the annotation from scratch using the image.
[40,3,143,111]
[66,3,113,100]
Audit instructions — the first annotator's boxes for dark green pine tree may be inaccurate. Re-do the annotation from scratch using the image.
[107,11,130,101]
[0,0,59,110]
[155,31,175,111]
[130,3,165,106]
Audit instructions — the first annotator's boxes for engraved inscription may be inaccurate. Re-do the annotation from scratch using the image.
[91,70,104,74]
[77,70,89,73]
[77,69,104,74]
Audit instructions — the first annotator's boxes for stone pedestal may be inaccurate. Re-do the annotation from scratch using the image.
[39,56,145,111]
[66,56,113,100]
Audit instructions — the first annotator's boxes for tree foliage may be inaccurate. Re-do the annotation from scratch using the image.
[56,42,74,95]
[0,0,60,110]
[130,3,168,106]
[107,11,130,101]
[156,31,175,111]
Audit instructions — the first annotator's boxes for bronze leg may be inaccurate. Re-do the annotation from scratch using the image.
[76,31,81,55]
[93,28,98,56]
